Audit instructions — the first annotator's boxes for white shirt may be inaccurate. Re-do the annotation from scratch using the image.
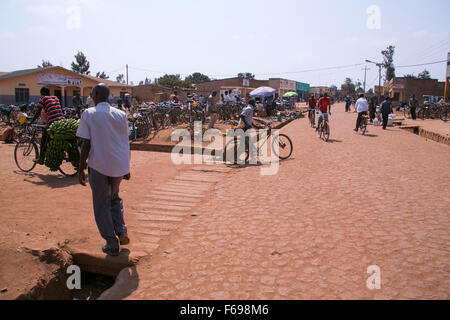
[239,104,254,127]
[355,98,369,113]
[76,102,130,178]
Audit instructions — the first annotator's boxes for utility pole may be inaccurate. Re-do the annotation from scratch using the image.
[366,60,384,104]
[362,66,370,93]
[126,64,129,85]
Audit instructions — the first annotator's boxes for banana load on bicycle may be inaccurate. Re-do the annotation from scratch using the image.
[28,87,80,171]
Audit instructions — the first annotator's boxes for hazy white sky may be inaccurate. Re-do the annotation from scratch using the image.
[1,0,449,88]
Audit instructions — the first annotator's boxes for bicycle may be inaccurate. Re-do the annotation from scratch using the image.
[308,109,316,128]
[224,122,293,164]
[317,113,330,142]
[358,114,369,135]
[14,123,80,176]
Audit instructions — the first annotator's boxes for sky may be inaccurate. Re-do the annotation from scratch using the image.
[0,0,449,89]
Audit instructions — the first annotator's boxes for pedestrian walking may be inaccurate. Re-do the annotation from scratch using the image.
[380,96,392,130]
[369,97,376,123]
[207,91,218,129]
[409,95,418,120]
[76,83,131,256]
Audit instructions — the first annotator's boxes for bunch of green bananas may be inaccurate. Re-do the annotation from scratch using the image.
[48,119,80,140]
[44,139,65,171]
[44,119,81,171]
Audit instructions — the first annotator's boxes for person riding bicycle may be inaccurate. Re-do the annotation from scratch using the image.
[30,87,65,164]
[307,95,317,125]
[354,93,369,132]
[316,93,332,131]
[239,99,264,131]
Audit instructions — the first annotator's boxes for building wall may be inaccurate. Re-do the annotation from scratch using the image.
[195,78,269,99]
[389,78,445,102]
[0,67,132,107]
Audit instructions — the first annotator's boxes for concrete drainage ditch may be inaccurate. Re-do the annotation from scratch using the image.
[15,246,138,300]
[400,126,450,146]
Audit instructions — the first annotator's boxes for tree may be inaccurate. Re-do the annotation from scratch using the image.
[340,78,356,95]
[355,80,364,93]
[367,88,374,97]
[185,72,211,84]
[418,70,431,80]
[381,45,395,81]
[37,60,53,68]
[116,74,125,84]
[238,73,255,80]
[404,73,417,78]
[71,51,90,75]
[157,74,190,88]
[95,71,109,79]
[139,81,144,86]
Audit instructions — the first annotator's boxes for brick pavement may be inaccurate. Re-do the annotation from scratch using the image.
[122,103,450,300]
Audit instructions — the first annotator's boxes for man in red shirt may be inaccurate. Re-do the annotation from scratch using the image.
[316,93,332,131]
[307,95,317,121]
[30,86,65,164]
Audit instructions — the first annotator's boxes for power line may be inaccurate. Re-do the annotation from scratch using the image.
[402,35,450,64]
[396,60,447,69]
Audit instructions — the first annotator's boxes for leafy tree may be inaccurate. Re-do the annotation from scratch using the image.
[116,74,125,84]
[185,72,211,84]
[95,71,109,79]
[355,80,364,93]
[157,74,190,88]
[418,70,431,80]
[71,51,90,75]
[381,45,396,81]
[238,73,255,80]
[329,85,338,92]
[139,81,144,86]
[340,78,356,95]
[37,60,53,68]
[404,73,417,78]
[367,88,374,96]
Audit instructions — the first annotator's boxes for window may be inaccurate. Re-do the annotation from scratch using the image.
[15,88,29,103]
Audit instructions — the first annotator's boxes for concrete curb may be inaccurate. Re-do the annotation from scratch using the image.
[129,118,297,154]
[400,125,450,146]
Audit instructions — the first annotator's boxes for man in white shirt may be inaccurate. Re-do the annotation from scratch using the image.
[76,83,131,256]
[354,93,369,132]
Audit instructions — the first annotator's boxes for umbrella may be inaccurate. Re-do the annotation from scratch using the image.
[283,92,298,98]
[249,87,276,98]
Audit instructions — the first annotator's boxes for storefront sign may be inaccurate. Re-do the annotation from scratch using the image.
[243,79,250,87]
[392,83,405,89]
[37,73,83,87]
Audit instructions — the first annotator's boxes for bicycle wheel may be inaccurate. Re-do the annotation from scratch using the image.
[272,134,293,160]
[224,137,247,165]
[360,121,367,135]
[58,147,80,177]
[14,140,38,172]
[440,107,449,122]
[321,123,330,142]
[417,108,425,121]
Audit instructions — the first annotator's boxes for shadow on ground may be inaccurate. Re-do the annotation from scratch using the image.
[15,170,79,188]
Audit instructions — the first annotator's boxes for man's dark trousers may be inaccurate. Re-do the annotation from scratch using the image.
[88,167,127,250]
[382,113,389,130]
[410,107,416,120]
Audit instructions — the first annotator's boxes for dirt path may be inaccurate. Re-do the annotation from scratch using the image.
[0,144,189,299]
[126,103,450,300]
[1,103,449,299]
